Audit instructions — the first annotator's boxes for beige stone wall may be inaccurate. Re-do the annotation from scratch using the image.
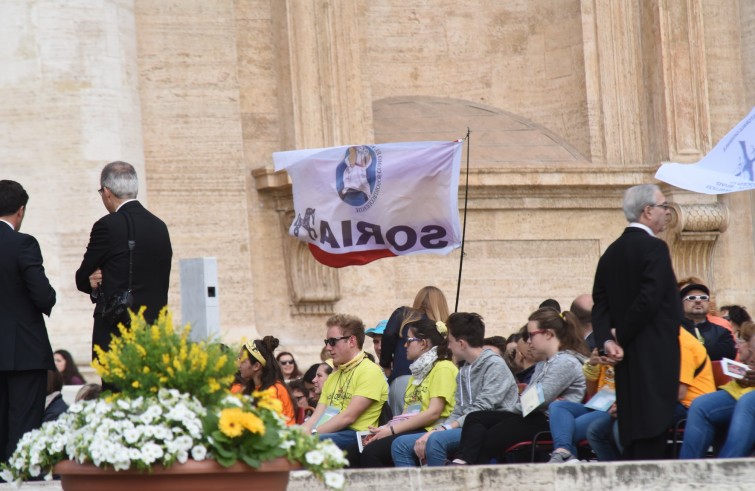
[134,0,256,346]
[0,0,147,368]
[364,0,590,159]
[2,0,755,370]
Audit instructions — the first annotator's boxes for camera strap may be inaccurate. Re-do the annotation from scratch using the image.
[122,211,136,293]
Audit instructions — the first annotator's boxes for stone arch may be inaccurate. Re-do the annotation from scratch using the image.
[372,96,589,167]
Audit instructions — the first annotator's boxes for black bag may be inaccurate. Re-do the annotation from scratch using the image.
[103,290,134,326]
[101,212,136,327]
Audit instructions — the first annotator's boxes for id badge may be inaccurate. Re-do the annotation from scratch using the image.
[403,403,422,415]
[316,405,340,428]
[520,383,545,417]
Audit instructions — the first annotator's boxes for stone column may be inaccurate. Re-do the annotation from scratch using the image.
[0,0,145,367]
[272,0,374,149]
[261,0,375,314]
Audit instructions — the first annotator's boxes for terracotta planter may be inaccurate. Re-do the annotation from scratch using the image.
[53,457,299,491]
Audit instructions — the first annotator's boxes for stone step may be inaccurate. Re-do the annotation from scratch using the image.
[2,458,751,491]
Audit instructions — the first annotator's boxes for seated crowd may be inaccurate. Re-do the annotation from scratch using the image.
[49,280,753,468]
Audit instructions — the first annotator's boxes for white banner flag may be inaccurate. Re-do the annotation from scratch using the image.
[273,141,462,267]
[656,107,755,194]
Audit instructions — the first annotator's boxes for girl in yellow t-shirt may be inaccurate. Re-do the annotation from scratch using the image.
[358,318,458,467]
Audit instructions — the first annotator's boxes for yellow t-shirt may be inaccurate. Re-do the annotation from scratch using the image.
[679,328,716,408]
[319,357,388,431]
[720,380,755,400]
[403,359,458,431]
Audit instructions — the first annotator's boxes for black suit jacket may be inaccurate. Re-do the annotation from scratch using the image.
[0,222,56,371]
[75,201,172,352]
[592,226,683,446]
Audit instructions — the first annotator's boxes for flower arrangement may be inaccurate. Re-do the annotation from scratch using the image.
[0,309,347,489]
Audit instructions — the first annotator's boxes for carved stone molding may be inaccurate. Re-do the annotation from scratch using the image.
[663,202,729,284]
[658,0,711,161]
[254,168,340,316]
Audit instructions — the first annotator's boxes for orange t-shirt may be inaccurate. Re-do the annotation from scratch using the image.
[258,381,296,426]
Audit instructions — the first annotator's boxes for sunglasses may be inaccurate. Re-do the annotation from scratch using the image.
[527,329,548,338]
[683,295,710,302]
[279,360,294,366]
[405,337,424,344]
[323,335,351,347]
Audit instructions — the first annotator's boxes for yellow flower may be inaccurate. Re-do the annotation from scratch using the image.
[208,378,220,393]
[214,354,228,372]
[135,344,147,358]
[258,398,283,415]
[132,381,140,388]
[218,408,245,438]
[240,412,265,435]
[143,366,150,374]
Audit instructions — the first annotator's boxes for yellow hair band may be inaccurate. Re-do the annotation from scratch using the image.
[244,340,266,367]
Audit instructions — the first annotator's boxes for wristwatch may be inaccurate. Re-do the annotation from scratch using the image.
[311,428,318,435]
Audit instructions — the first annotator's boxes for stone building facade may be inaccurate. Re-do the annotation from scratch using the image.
[2,0,754,367]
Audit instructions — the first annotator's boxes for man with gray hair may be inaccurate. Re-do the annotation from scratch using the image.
[591,183,683,460]
[76,161,172,363]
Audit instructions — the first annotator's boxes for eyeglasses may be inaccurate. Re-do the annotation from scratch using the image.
[279,360,294,366]
[405,337,424,344]
[683,295,710,302]
[647,202,670,210]
[97,187,105,196]
[527,330,548,338]
[323,335,351,347]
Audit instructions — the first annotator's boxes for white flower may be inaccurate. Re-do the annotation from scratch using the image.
[123,427,141,444]
[280,440,295,450]
[28,464,40,477]
[321,442,346,463]
[173,435,193,452]
[305,450,324,466]
[324,471,345,489]
[0,469,15,483]
[140,442,164,464]
[176,450,188,464]
[190,445,207,461]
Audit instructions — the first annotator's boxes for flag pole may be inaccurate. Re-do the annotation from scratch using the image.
[454,128,471,312]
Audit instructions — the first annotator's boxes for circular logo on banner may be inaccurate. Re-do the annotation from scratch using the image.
[335,145,378,207]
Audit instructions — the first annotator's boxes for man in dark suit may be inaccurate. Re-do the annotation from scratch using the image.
[75,161,172,362]
[592,183,683,460]
[0,180,56,462]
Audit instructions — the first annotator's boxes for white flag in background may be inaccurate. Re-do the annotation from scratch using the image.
[273,140,462,267]
[656,107,755,194]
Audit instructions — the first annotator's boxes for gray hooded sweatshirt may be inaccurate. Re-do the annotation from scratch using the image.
[446,349,520,427]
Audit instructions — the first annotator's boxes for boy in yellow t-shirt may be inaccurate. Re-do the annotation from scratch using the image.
[301,314,388,449]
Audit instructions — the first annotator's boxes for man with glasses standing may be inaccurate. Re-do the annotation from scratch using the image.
[75,161,172,366]
[680,283,736,361]
[301,314,388,449]
[592,183,683,460]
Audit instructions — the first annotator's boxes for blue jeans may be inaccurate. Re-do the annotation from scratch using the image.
[586,415,622,461]
[548,400,610,456]
[319,429,357,450]
[680,389,755,458]
[391,428,462,466]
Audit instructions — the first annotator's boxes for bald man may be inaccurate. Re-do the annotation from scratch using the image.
[570,294,596,350]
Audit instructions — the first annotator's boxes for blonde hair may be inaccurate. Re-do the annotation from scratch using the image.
[412,286,450,323]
